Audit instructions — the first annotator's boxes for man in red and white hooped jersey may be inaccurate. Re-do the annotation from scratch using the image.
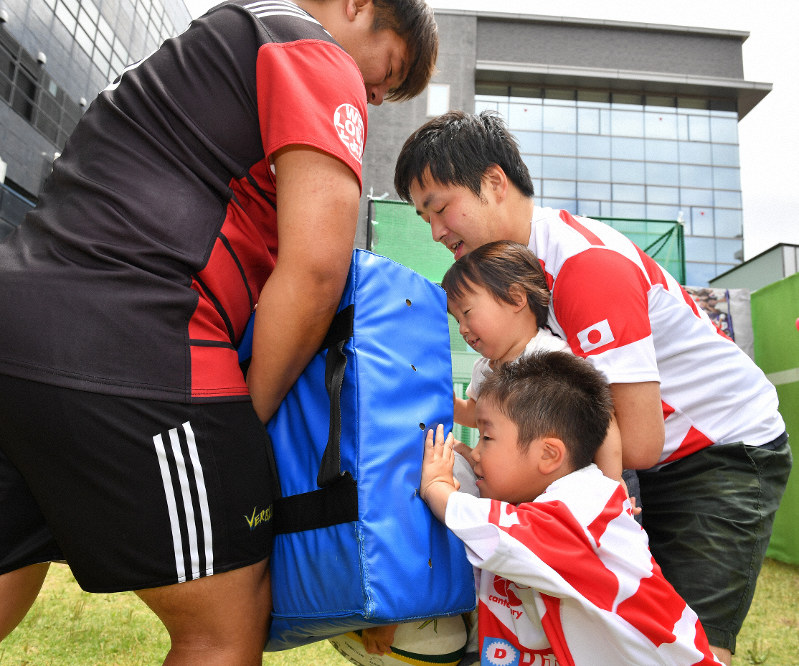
[396,110,791,665]
[0,0,437,660]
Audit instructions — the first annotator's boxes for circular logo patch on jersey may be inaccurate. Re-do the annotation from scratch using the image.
[333,103,364,163]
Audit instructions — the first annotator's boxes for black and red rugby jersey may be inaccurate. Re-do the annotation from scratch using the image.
[0,0,367,402]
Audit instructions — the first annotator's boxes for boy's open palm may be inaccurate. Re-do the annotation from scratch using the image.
[421,425,460,520]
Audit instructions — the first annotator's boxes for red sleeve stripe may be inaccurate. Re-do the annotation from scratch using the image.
[659,426,714,465]
[586,484,628,547]
[615,556,690,648]
[559,209,605,246]
[540,595,576,666]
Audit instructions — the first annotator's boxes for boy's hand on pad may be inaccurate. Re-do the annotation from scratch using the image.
[421,424,460,502]
[362,624,398,655]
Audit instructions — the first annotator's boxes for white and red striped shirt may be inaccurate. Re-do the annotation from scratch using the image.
[528,207,784,466]
[446,465,721,665]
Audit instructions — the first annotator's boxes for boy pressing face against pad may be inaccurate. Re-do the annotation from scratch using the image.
[420,352,721,666]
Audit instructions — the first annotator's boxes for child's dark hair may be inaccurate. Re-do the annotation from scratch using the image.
[441,241,550,328]
[394,110,534,202]
[479,351,613,470]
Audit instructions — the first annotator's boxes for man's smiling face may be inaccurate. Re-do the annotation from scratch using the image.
[408,168,499,261]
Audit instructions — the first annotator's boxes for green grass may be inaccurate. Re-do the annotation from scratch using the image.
[2,558,798,664]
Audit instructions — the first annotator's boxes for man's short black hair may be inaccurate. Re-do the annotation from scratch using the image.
[374,0,438,102]
[394,110,534,201]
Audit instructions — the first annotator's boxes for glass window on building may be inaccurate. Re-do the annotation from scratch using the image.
[578,134,611,159]
[714,208,743,237]
[691,207,714,236]
[612,136,644,160]
[613,160,646,184]
[710,114,739,143]
[543,132,576,156]
[0,37,15,102]
[578,181,611,201]
[476,86,745,285]
[646,138,679,163]
[679,140,712,165]
[508,100,542,131]
[686,262,720,286]
[712,143,740,166]
[543,179,577,199]
[645,112,678,140]
[610,109,644,137]
[543,104,576,133]
[614,183,645,202]
[716,238,743,264]
[680,187,714,207]
[542,155,577,181]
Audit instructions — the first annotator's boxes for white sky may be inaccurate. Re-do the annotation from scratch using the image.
[184,0,799,260]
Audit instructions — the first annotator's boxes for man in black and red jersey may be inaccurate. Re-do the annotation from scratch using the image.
[0,0,437,662]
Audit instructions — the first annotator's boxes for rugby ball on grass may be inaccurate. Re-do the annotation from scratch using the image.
[329,615,469,666]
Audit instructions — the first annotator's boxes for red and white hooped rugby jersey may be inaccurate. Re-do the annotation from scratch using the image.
[446,465,721,665]
[528,207,784,467]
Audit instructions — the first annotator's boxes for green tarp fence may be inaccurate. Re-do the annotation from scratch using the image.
[752,273,799,565]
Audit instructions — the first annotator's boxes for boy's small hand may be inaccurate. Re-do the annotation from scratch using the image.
[421,424,460,502]
[362,624,397,655]
[453,439,477,470]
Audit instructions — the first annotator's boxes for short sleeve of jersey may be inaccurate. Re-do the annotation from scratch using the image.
[256,40,367,189]
[466,356,491,400]
[551,249,660,384]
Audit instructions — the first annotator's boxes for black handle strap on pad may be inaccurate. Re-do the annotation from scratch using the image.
[273,305,358,535]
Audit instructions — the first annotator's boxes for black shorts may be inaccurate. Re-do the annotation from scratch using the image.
[0,374,278,593]
[638,434,792,653]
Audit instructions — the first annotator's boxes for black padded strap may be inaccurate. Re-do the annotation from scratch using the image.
[273,473,358,534]
[273,305,357,534]
[317,305,354,488]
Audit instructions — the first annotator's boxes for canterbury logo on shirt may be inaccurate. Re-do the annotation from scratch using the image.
[577,319,615,353]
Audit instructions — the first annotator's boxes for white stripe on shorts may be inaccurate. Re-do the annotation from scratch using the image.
[183,422,214,577]
[152,422,214,583]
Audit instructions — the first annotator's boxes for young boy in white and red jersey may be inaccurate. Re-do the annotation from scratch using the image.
[395,110,791,664]
[421,352,721,666]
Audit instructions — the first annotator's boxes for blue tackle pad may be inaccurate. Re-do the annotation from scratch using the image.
[238,249,476,651]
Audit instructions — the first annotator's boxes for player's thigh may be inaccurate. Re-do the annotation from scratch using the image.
[136,559,271,647]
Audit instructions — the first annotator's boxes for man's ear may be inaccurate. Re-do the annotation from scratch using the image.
[346,0,372,22]
[482,164,509,202]
[538,437,567,475]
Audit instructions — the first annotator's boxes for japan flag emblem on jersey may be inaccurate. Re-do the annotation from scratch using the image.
[577,318,615,353]
[333,103,364,163]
